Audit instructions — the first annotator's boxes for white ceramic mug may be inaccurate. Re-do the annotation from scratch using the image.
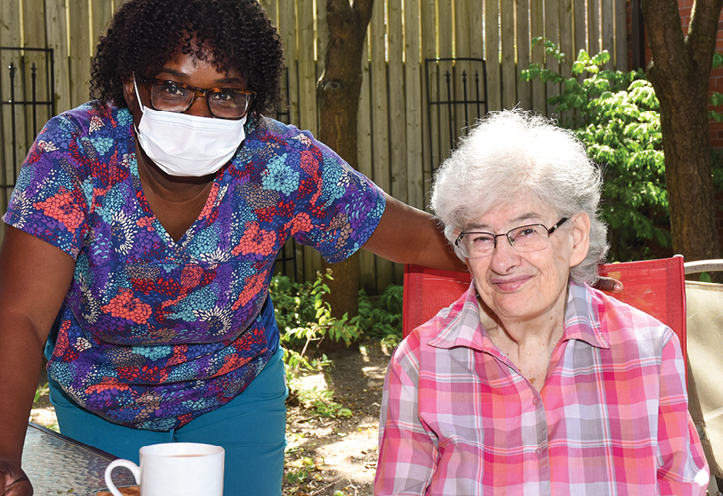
[104,442,224,496]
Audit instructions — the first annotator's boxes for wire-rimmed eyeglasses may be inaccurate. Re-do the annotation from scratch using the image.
[139,76,256,120]
[454,218,569,258]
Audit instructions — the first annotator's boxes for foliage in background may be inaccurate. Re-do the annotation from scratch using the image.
[272,269,360,418]
[710,52,723,125]
[521,39,669,261]
[271,270,403,418]
[354,284,403,349]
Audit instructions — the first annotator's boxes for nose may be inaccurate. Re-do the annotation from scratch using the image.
[185,93,213,118]
[488,235,519,273]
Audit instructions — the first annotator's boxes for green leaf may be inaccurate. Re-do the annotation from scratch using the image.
[591,50,611,66]
[713,52,723,70]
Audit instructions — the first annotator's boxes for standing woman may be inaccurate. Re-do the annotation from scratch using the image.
[0,1,461,495]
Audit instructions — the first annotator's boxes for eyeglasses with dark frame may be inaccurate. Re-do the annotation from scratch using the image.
[139,76,256,120]
[454,217,569,259]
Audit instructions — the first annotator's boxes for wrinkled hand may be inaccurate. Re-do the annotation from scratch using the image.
[593,276,623,293]
[0,460,32,496]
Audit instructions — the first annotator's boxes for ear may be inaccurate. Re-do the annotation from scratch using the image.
[122,77,136,108]
[568,212,591,268]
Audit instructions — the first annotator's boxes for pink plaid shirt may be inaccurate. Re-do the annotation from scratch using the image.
[375,281,709,495]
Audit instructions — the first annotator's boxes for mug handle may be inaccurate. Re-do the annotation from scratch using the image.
[104,459,140,496]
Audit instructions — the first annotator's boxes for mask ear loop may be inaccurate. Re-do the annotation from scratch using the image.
[131,75,149,143]
[132,76,147,115]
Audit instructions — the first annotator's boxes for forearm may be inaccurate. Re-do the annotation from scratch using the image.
[0,316,47,464]
[362,194,466,272]
[0,227,76,465]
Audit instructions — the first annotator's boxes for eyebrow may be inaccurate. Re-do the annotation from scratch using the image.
[156,67,244,86]
[465,212,544,231]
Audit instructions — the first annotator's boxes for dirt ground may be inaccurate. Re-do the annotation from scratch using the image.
[31,341,393,496]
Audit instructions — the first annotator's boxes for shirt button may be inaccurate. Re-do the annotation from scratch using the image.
[536,447,545,458]
[533,397,539,405]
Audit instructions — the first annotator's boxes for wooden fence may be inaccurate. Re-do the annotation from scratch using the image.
[0,0,628,294]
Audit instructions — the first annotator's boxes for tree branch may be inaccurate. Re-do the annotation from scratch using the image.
[641,0,688,77]
[352,0,374,25]
[687,0,723,78]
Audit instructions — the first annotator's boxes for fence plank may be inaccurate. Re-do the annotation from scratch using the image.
[469,1,484,60]
[404,0,425,211]
[589,0,601,55]
[545,0,562,111]
[455,0,471,59]
[370,0,392,292]
[420,0,439,201]
[277,0,298,125]
[23,0,51,184]
[45,0,72,114]
[436,0,455,167]
[388,0,405,284]
[614,0,627,69]
[0,0,23,216]
[68,0,92,107]
[484,0,501,111]
[574,0,587,56]
[295,0,323,283]
[559,0,574,77]
[437,0,453,58]
[296,0,317,134]
[515,0,532,109]
[91,0,113,48]
[358,39,376,293]
[530,0,546,113]
[601,0,614,69]
[259,0,277,27]
[316,0,327,90]
[500,0,517,109]
[453,1,471,140]
[388,0,406,203]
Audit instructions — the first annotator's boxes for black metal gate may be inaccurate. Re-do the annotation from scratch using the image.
[0,47,55,214]
[425,57,488,172]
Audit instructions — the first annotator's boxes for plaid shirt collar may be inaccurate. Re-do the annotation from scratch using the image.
[428,279,610,353]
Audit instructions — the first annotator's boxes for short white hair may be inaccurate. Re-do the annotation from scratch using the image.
[430,109,609,284]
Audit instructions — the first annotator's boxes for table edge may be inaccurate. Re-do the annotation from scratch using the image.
[28,422,120,461]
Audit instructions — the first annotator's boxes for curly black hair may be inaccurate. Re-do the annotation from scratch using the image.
[90,0,284,120]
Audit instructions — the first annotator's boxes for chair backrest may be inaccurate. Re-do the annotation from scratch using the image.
[682,259,723,480]
[403,256,687,365]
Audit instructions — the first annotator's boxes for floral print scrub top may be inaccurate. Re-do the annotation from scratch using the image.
[3,102,385,431]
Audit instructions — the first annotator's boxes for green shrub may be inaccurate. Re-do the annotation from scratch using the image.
[272,269,361,418]
[353,284,403,348]
[521,38,669,261]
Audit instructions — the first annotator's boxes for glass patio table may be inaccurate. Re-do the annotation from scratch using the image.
[21,422,135,496]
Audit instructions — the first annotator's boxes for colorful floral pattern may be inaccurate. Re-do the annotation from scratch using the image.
[4,102,385,430]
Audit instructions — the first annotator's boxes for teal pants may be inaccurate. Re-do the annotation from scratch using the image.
[48,348,287,496]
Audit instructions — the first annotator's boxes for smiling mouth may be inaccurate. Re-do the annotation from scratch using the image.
[491,276,531,292]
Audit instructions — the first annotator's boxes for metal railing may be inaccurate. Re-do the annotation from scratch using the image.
[425,57,488,171]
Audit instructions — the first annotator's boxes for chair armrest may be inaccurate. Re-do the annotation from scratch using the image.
[684,260,723,275]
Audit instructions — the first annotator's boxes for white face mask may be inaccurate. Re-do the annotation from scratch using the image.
[133,78,247,177]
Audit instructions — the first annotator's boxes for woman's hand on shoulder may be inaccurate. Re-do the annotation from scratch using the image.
[593,276,623,293]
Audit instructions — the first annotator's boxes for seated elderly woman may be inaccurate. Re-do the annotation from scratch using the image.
[374,109,709,495]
